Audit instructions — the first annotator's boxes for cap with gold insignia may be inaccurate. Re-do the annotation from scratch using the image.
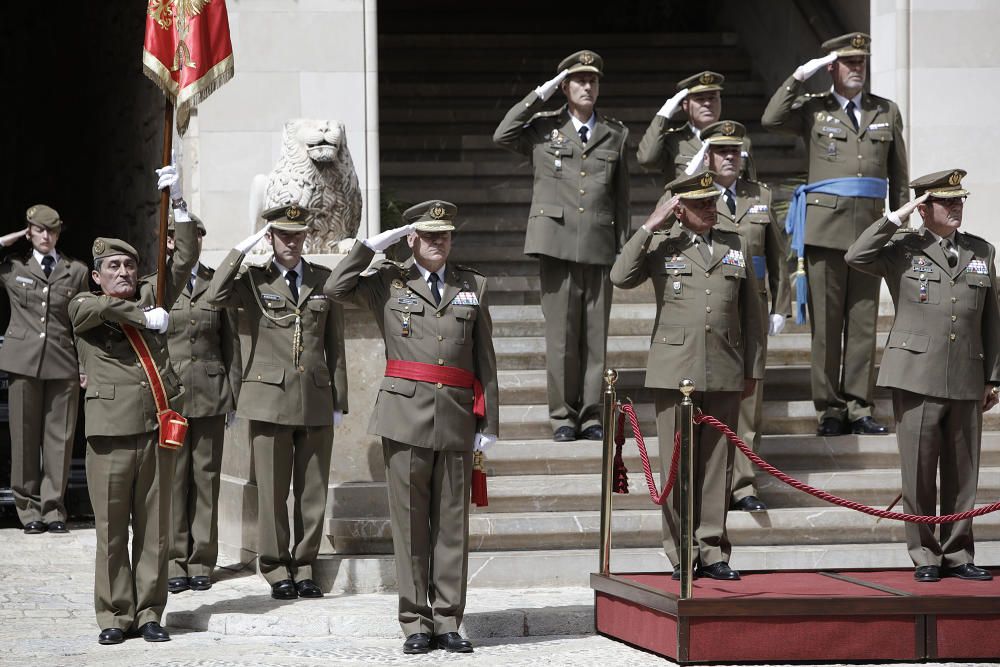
[910,169,970,199]
[167,209,206,235]
[262,203,313,232]
[557,50,604,77]
[403,200,457,232]
[677,71,724,94]
[25,204,62,230]
[666,171,721,200]
[701,120,746,146]
[92,237,139,262]
[822,32,871,57]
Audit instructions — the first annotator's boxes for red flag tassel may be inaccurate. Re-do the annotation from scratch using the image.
[472,451,489,507]
[613,407,629,494]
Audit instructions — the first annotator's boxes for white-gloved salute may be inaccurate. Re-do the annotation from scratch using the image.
[534,69,570,102]
[234,223,271,254]
[656,88,689,119]
[362,223,417,252]
[793,52,838,82]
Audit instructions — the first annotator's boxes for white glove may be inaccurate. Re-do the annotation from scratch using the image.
[887,193,929,227]
[144,307,170,334]
[362,223,417,252]
[793,52,838,82]
[333,410,343,427]
[656,88,689,119]
[235,223,271,254]
[535,69,570,102]
[473,433,496,453]
[683,142,710,176]
[769,314,786,336]
[156,164,182,201]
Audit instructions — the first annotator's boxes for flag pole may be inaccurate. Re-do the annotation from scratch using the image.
[156,100,174,307]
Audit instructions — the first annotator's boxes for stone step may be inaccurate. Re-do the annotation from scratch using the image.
[330,503,1000,554]
[379,131,798,152]
[296,542,1000,592]
[379,52,751,75]
[380,80,769,99]
[379,31,743,50]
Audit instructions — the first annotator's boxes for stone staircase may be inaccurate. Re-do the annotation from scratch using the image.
[315,28,1000,592]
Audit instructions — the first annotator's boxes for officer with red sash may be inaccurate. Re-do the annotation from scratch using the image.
[327,200,499,655]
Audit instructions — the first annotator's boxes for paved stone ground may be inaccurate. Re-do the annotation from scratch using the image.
[0,519,994,667]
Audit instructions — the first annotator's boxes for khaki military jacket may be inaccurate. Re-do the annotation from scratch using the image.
[610,226,765,391]
[761,76,909,250]
[326,242,499,451]
[636,117,753,182]
[146,263,240,418]
[206,250,347,426]
[0,251,89,379]
[845,219,1000,400]
[493,92,630,265]
[714,180,791,318]
[69,220,197,437]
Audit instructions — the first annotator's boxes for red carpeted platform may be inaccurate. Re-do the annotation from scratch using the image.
[591,568,1000,663]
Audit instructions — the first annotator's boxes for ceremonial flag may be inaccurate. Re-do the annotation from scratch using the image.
[143,0,234,134]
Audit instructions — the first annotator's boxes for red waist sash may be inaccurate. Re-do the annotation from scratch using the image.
[384,359,485,418]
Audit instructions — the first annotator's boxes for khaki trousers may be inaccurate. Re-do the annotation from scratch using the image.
[87,432,174,631]
[538,256,612,432]
[383,438,472,636]
[805,245,880,422]
[892,389,982,568]
[731,378,764,502]
[169,414,225,578]
[655,389,738,569]
[250,421,333,585]
[8,374,79,524]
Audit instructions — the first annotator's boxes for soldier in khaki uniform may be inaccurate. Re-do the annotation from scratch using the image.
[327,201,499,655]
[0,205,89,534]
[148,215,241,594]
[636,71,754,182]
[846,169,1000,583]
[493,50,629,442]
[611,172,765,581]
[206,204,348,601]
[69,165,195,644]
[762,32,909,436]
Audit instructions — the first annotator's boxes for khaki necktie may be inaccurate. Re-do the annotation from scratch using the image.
[942,238,958,268]
[694,235,712,264]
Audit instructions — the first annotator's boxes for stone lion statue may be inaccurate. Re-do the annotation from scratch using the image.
[249,119,363,253]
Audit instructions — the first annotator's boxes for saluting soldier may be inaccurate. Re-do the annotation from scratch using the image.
[205,204,348,601]
[69,166,195,644]
[846,169,1000,583]
[493,49,629,443]
[147,213,241,595]
[0,205,89,534]
[611,172,765,581]
[762,32,909,436]
[327,201,499,655]
[637,71,754,182]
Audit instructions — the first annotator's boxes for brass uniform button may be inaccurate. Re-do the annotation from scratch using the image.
[949,333,956,341]
[437,359,444,365]
[705,289,711,295]
[436,382,443,389]
[705,325,712,332]
[437,335,443,341]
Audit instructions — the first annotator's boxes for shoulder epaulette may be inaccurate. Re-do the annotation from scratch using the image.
[529,108,563,122]
[454,263,485,277]
[304,259,332,274]
[604,116,626,129]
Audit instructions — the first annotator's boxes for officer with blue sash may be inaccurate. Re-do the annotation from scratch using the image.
[762,32,909,436]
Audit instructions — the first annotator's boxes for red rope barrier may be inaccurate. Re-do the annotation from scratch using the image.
[695,411,1000,525]
[617,402,679,506]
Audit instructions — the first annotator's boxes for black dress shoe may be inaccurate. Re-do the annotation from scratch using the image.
[580,425,604,441]
[270,579,297,600]
[816,417,846,437]
[23,521,47,534]
[435,632,474,653]
[553,426,576,442]
[914,565,941,582]
[403,632,433,654]
[168,577,190,594]
[700,561,741,580]
[139,621,170,642]
[47,521,69,533]
[98,628,125,645]
[851,416,889,435]
[295,578,323,598]
[945,563,993,580]
[189,576,212,591]
[731,496,767,512]
[671,567,699,581]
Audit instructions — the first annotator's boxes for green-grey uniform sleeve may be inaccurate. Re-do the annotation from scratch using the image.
[473,276,499,437]
[741,254,766,380]
[764,195,792,316]
[761,75,806,135]
[610,227,654,289]
[221,305,242,407]
[887,104,910,211]
[326,298,349,414]
[614,125,632,249]
[68,293,147,334]
[985,246,1000,385]
[636,115,674,172]
[844,216,900,277]
[493,92,547,156]
[324,240,383,311]
[160,219,198,310]
[205,248,248,309]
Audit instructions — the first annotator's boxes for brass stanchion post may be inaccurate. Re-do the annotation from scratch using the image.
[598,368,618,575]
[678,378,696,598]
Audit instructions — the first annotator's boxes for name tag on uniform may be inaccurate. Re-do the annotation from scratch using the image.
[868,122,890,130]
[721,249,745,268]
[966,259,989,275]
[15,276,34,286]
[397,296,418,305]
[747,204,769,214]
[664,259,688,270]
[911,257,934,273]
[452,291,479,306]
[308,294,327,301]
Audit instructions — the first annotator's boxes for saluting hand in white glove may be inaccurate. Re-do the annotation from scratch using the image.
[535,69,570,102]
[656,88,689,119]
[235,223,272,254]
[362,223,417,253]
[793,52,838,82]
